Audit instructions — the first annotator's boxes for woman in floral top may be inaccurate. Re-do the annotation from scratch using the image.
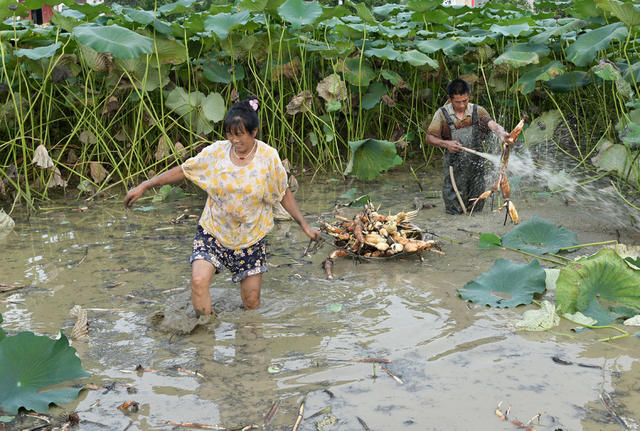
[124,97,319,315]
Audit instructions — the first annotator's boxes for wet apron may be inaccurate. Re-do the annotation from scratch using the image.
[441,105,486,215]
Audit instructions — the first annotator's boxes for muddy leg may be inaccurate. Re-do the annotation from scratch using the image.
[191,259,215,315]
[240,273,263,309]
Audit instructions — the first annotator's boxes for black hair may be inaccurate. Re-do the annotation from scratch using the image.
[223,96,260,136]
[446,78,470,98]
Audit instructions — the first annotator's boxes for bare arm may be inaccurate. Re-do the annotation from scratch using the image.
[280,188,320,240]
[426,133,463,153]
[124,165,185,207]
[488,120,509,141]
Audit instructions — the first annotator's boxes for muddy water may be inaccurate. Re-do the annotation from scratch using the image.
[1,168,640,431]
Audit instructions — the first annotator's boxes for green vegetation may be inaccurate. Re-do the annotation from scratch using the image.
[0,0,639,211]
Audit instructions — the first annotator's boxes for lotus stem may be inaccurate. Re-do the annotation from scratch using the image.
[557,240,618,252]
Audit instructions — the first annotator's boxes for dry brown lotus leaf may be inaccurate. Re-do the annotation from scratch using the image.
[230,88,239,103]
[174,142,187,160]
[316,74,347,103]
[288,174,298,194]
[155,135,169,162]
[459,73,480,85]
[101,95,120,117]
[381,94,396,107]
[90,162,109,183]
[79,130,96,145]
[286,90,312,115]
[143,108,156,127]
[114,128,128,142]
[48,167,68,188]
[273,58,301,82]
[66,149,78,164]
[70,305,89,341]
[32,144,54,169]
[281,158,291,174]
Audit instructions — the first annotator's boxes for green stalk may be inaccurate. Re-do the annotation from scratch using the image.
[556,240,618,252]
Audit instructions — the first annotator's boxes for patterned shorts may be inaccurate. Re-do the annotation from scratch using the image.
[190,225,268,283]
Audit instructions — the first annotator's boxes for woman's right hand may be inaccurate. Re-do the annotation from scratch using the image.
[124,183,147,207]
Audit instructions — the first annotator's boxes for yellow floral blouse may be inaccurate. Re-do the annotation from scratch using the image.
[181,140,288,249]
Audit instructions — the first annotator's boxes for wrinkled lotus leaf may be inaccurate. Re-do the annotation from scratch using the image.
[202,59,245,84]
[89,162,108,183]
[73,24,154,60]
[502,216,578,255]
[32,144,54,169]
[204,10,250,40]
[278,0,322,27]
[362,82,386,110]
[341,57,375,87]
[0,331,89,414]
[316,74,347,103]
[595,0,640,28]
[14,42,61,60]
[624,315,640,326]
[343,139,402,180]
[544,71,591,92]
[563,311,598,326]
[523,109,562,145]
[286,90,312,115]
[397,49,438,68]
[458,259,546,308]
[514,300,560,331]
[347,194,371,208]
[415,39,465,56]
[545,268,560,291]
[518,61,566,94]
[0,210,15,240]
[593,61,621,81]
[604,243,640,270]
[555,249,640,323]
[494,51,539,68]
[152,185,186,202]
[77,43,113,73]
[566,22,627,67]
[592,142,639,183]
[478,233,501,249]
[325,100,342,113]
[529,19,586,45]
[489,23,530,37]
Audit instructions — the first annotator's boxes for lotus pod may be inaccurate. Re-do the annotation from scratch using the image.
[499,175,510,200]
[390,243,403,254]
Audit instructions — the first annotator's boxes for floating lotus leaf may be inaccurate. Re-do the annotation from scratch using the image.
[489,23,530,37]
[566,22,627,67]
[0,332,89,414]
[523,109,562,145]
[14,42,61,60]
[341,57,375,87]
[478,233,501,249]
[204,10,251,40]
[502,216,578,255]
[555,249,640,324]
[278,0,322,27]
[316,74,347,102]
[343,139,402,180]
[514,300,560,331]
[595,0,640,28]
[494,51,539,68]
[152,185,186,202]
[73,24,154,60]
[362,82,386,110]
[458,259,546,308]
[544,71,591,92]
[529,19,586,45]
[518,61,566,94]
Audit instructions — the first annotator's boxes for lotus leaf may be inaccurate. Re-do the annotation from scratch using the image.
[362,82,386,110]
[595,0,640,28]
[122,7,153,25]
[489,23,530,37]
[502,216,578,255]
[458,259,546,308]
[544,71,591,92]
[365,45,400,61]
[565,22,627,67]
[406,0,440,13]
[52,10,83,32]
[204,10,250,40]
[0,314,5,342]
[165,87,214,135]
[325,101,342,113]
[278,0,322,27]
[522,109,562,145]
[624,315,640,326]
[343,139,402,180]
[381,69,403,86]
[518,61,566,94]
[478,233,501,249]
[341,57,375,87]
[373,4,405,18]
[202,59,245,85]
[555,249,640,323]
[397,49,438,68]
[529,19,586,44]
[152,185,186,202]
[514,300,560,331]
[569,0,602,19]
[238,0,268,12]
[73,24,153,60]
[201,92,225,123]
[158,0,196,15]
[507,42,550,58]
[563,311,598,326]
[14,42,61,60]
[415,39,465,56]
[604,244,640,270]
[316,74,347,103]
[592,60,621,81]
[592,142,639,183]
[0,210,14,240]
[345,1,375,25]
[494,51,539,68]
[0,331,89,413]
[377,25,410,39]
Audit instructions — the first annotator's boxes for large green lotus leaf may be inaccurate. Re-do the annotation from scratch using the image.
[377,24,410,39]
[122,7,153,25]
[566,22,627,67]
[204,10,251,40]
[569,0,602,19]
[529,19,586,45]
[118,57,170,91]
[73,24,153,60]
[523,109,562,145]
[342,57,375,87]
[544,71,591,92]
[595,0,640,28]
[202,92,225,123]
[165,87,213,135]
[381,69,403,86]
[373,4,405,18]
[361,82,386,110]
[593,142,639,183]
[0,332,89,413]
[343,139,402,180]
[489,23,530,37]
[397,49,438,68]
[202,58,245,84]
[278,0,322,27]
[158,0,196,15]
[592,60,621,81]
[238,0,268,12]
[502,216,578,255]
[406,0,440,12]
[365,44,400,60]
[494,51,539,68]
[458,259,547,308]
[555,249,640,323]
[518,61,566,94]
[13,42,61,60]
[415,39,465,56]
[507,42,550,58]
[346,0,376,25]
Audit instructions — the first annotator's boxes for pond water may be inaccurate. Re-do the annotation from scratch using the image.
[1,162,640,431]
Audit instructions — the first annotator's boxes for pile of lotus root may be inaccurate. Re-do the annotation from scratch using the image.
[320,203,443,279]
